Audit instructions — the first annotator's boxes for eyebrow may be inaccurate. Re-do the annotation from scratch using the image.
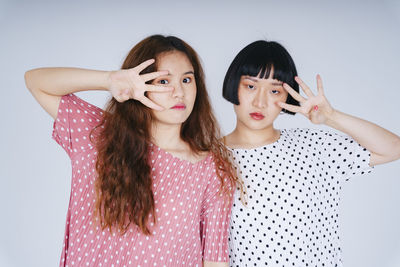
[243,77,283,86]
[243,77,258,82]
[162,70,194,76]
[271,82,283,86]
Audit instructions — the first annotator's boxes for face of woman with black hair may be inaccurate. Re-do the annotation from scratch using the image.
[234,71,288,131]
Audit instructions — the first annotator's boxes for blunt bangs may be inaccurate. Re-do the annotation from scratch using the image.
[223,40,300,115]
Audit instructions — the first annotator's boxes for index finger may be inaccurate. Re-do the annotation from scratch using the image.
[134,59,155,73]
[295,76,314,98]
[141,71,169,82]
[139,96,164,111]
[146,84,174,92]
[283,83,306,102]
[316,74,324,95]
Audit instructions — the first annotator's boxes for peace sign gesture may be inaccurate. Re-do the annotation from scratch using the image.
[277,75,335,124]
[108,59,173,110]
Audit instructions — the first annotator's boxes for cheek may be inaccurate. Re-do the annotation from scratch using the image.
[146,91,156,101]
[186,85,197,103]
[280,92,289,101]
[268,92,287,105]
[147,92,168,102]
[237,88,251,105]
[237,87,246,102]
[239,94,253,108]
[233,104,246,117]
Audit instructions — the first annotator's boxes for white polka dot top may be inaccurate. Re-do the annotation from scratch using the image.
[52,94,233,267]
[228,128,373,267]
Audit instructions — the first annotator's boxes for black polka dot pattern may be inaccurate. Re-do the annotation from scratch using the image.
[228,128,373,267]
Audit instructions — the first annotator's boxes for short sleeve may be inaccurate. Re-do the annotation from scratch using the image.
[319,130,373,181]
[52,94,103,159]
[200,168,234,262]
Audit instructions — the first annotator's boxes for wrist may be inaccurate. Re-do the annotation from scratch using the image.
[103,71,115,91]
[324,108,339,127]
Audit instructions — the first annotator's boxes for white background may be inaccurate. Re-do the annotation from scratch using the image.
[1,0,399,266]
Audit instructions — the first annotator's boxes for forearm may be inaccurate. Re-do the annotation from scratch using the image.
[325,109,400,165]
[25,67,111,119]
[24,67,110,96]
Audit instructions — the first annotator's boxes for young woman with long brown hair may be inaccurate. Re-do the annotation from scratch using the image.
[25,35,239,267]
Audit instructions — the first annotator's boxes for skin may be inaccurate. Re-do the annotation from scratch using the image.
[25,54,227,267]
[226,74,287,148]
[149,51,196,126]
[147,51,206,164]
[225,72,400,167]
[24,59,174,119]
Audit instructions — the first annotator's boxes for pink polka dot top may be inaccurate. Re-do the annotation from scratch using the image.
[52,94,233,267]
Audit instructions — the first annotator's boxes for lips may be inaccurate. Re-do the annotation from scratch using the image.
[249,112,265,120]
[171,103,186,110]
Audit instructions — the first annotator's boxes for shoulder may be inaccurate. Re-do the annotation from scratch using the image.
[53,94,105,158]
[221,132,238,150]
[281,128,342,141]
[56,94,105,130]
[60,94,104,116]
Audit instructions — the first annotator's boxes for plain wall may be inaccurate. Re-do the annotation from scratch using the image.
[1,1,399,266]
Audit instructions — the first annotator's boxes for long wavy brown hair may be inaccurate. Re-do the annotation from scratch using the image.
[93,35,241,235]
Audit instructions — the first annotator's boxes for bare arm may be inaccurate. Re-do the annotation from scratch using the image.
[25,59,173,119]
[203,261,228,267]
[25,68,109,119]
[278,75,400,167]
[324,110,400,166]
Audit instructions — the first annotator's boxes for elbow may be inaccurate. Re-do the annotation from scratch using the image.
[372,136,400,166]
[24,70,34,92]
[386,137,400,163]
[394,138,400,160]
[24,69,42,95]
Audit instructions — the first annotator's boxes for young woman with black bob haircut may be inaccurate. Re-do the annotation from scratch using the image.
[25,35,240,267]
[222,40,400,266]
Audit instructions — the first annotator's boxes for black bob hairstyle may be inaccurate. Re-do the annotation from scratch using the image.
[223,40,300,115]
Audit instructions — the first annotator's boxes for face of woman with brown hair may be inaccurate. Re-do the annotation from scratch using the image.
[147,51,197,127]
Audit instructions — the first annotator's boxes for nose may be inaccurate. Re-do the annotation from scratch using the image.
[172,82,184,98]
[252,89,267,109]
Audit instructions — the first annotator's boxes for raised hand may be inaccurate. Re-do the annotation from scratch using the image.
[277,75,334,124]
[108,59,173,110]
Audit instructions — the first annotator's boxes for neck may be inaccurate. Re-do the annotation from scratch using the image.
[227,120,280,149]
[151,121,185,150]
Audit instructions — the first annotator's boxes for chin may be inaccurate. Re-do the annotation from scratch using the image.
[244,120,272,131]
[157,116,189,126]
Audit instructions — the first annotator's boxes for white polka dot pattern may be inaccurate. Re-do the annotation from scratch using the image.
[228,128,373,267]
[52,94,232,266]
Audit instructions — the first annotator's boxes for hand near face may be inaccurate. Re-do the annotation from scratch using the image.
[277,75,334,124]
[108,59,174,110]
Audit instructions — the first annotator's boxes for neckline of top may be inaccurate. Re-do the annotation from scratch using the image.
[150,143,213,167]
[228,129,285,152]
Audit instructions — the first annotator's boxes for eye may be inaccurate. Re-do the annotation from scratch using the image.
[247,84,255,90]
[158,79,169,85]
[183,77,191,83]
[271,89,280,94]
